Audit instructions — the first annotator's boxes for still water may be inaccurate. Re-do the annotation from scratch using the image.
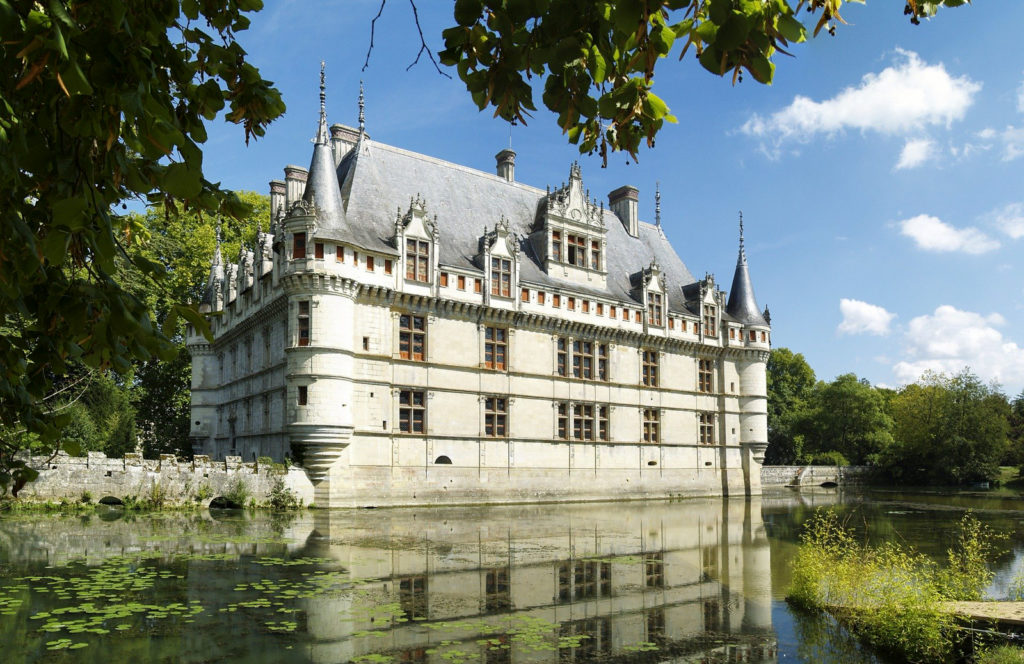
[2,488,1024,663]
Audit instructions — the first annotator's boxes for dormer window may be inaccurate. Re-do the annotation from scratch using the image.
[490,257,512,297]
[293,233,306,259]
[647,292,663,327]
[406,239,430,282]
[552,231,562,261]
[591,241,601,270]
[567,234,586,267]
[703,304,717,333]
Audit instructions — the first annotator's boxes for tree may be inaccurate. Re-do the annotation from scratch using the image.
[883,370,1009,485]
[795,373,893,465]
[0,1,284,495]
[764,347,816,464]
[436,0,969,163]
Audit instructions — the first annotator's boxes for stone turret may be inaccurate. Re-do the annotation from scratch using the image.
[726,213,768,327]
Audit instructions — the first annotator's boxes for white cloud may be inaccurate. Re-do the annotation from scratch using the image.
[990,202,1024,239]
[895,138,935,170]
[838,299,896,336]
[899,214,999,254]
[1001,125,1024,161]
[977,127,997,140]
[741,50,980,142]
[893,306,1024,390]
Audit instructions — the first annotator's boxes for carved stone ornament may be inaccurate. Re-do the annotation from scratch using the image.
[395,194,438,245]
[542,162,604,228]
[482,216,519,258]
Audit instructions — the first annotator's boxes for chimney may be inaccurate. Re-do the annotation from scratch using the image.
[283,165,308,206]
[608,185,639,237]
[269,179,286,220]
[496,149,516,182]
[330,123,361,166]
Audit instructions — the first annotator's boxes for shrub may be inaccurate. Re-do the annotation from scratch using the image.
[79,490,92,504]
[224,477,249,508]
[267,477,300,510]
[804,450,850,467]
[788,510,1003,662]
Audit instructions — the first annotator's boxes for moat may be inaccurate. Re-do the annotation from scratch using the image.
[2,489,1024,663]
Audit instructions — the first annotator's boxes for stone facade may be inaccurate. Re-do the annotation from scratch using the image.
[187,71,771,508]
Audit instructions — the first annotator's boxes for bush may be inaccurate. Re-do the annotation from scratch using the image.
[267,477,300,510]
[803,450,850,467]
[224,477,249,508]
[788,510,1003,662]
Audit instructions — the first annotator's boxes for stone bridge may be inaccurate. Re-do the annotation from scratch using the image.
[760,465,872,488]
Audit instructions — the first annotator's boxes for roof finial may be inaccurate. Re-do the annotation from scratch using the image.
[738,210,746,263]
[316,60,328,145]
[358,80,365,134]
[655,181,662,228]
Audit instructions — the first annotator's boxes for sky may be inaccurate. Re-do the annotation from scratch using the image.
[199,1,1024,396]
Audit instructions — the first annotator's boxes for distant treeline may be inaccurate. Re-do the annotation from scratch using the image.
[766,348,1024,485]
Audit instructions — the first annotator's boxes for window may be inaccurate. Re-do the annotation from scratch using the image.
[384,259,393,274]
[729,328,735,340]
[610,305,617,318]
[582,300,589,314]
[474,278,482,293]
[572,340,592,379]
[556,402,607,441]
[485,568,511,613]
[297,301,310,347]
[635,311,641,323]
[647,292,663,326]
[399,576,428,621]
[567,233,586,267]
[440,272,448,287]
[552,294,561,308]
[366,255,374,271]
[567,297,575,311]
[699,412,715,445]
[643,409,659,443]
[596,303,604,316]
[485,397,507,437]
[292,232,306,259]
[336,245,344,261]
[642,350,658,387]
[556,338,608,381]
[406,239,430,282]
[762,331,768,342]
[645,552,664,588]
[698,359,714,393]
[621,308,629,321]
[668,318,675,330]
[538,291,546,305]
[490,257,512,297]
[703,304,716,335]
[314,242,324,259]
[457,275,466,290]
[521,288,529,302]
[551,230,562,261]
[590,240,601,270]
[297,385,308,406]
[749,330,756,341]
[484,327,507,370]
[399,390,425,433]
[353,251,358,266]
[399,314,426,361]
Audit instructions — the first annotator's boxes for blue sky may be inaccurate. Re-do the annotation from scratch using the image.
[200,1,1024,395]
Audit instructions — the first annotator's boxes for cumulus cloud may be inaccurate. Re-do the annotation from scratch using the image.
[1001,125,1024,161]
[741,50,980,142]
[893,306,1024,390]
[838,299,896,336]
[895,138,935,170]
[990,203,1024,240]
[899,214,999,254]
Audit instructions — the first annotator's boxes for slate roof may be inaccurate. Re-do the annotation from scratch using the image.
[331,137,699,310]
[726,247,768,327]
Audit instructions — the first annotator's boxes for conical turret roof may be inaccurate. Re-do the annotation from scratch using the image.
[726,214,768,327]
[301,62,346,233]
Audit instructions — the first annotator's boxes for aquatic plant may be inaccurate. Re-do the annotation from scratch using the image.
[788,509,1003,662]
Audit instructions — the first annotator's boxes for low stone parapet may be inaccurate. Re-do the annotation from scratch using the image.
[11,452,314,507]
[760,465,872,487]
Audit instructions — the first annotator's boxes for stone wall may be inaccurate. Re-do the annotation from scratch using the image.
[760,465,872,487]
[15,452,315,507]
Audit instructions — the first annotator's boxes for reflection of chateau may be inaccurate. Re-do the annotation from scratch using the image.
[187,67,771,508]
[298,499,776,663]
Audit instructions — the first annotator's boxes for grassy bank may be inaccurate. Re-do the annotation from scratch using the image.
[788,509,1011,662]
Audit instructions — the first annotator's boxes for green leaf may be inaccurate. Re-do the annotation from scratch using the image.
[59,60,93,95]
[747,55,775,84]
[52,196,88,230]
[164,163,202,199]
[454,0,483,26]
[63,440,81,457]
[715,15,750,51]
[776,13,806,43]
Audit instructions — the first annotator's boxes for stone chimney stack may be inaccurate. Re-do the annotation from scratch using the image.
[496,149,516,182]
[269,179,286,220]
[609,185,639,237]
[330,124,361,166]
[283,165,308,206]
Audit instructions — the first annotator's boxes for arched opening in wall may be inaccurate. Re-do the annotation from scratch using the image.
[434,455,452,465]
[98,496,124,506]
[647,461,657,466]
[209,496,244,509]
[820,481,838,488]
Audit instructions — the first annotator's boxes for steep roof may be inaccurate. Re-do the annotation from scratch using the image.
[301,68,347,240]
[335,137,698,310]
[725,220,767,326]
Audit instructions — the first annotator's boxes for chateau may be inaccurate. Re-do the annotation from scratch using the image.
[187,72,771,508]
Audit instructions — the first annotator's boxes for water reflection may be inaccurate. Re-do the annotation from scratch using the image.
[0,499,778,663]
[297,499,777,663]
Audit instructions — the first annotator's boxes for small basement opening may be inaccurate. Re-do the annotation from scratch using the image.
[209,496,244,509]
[98,496,124,506]
[434,455,452,465]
